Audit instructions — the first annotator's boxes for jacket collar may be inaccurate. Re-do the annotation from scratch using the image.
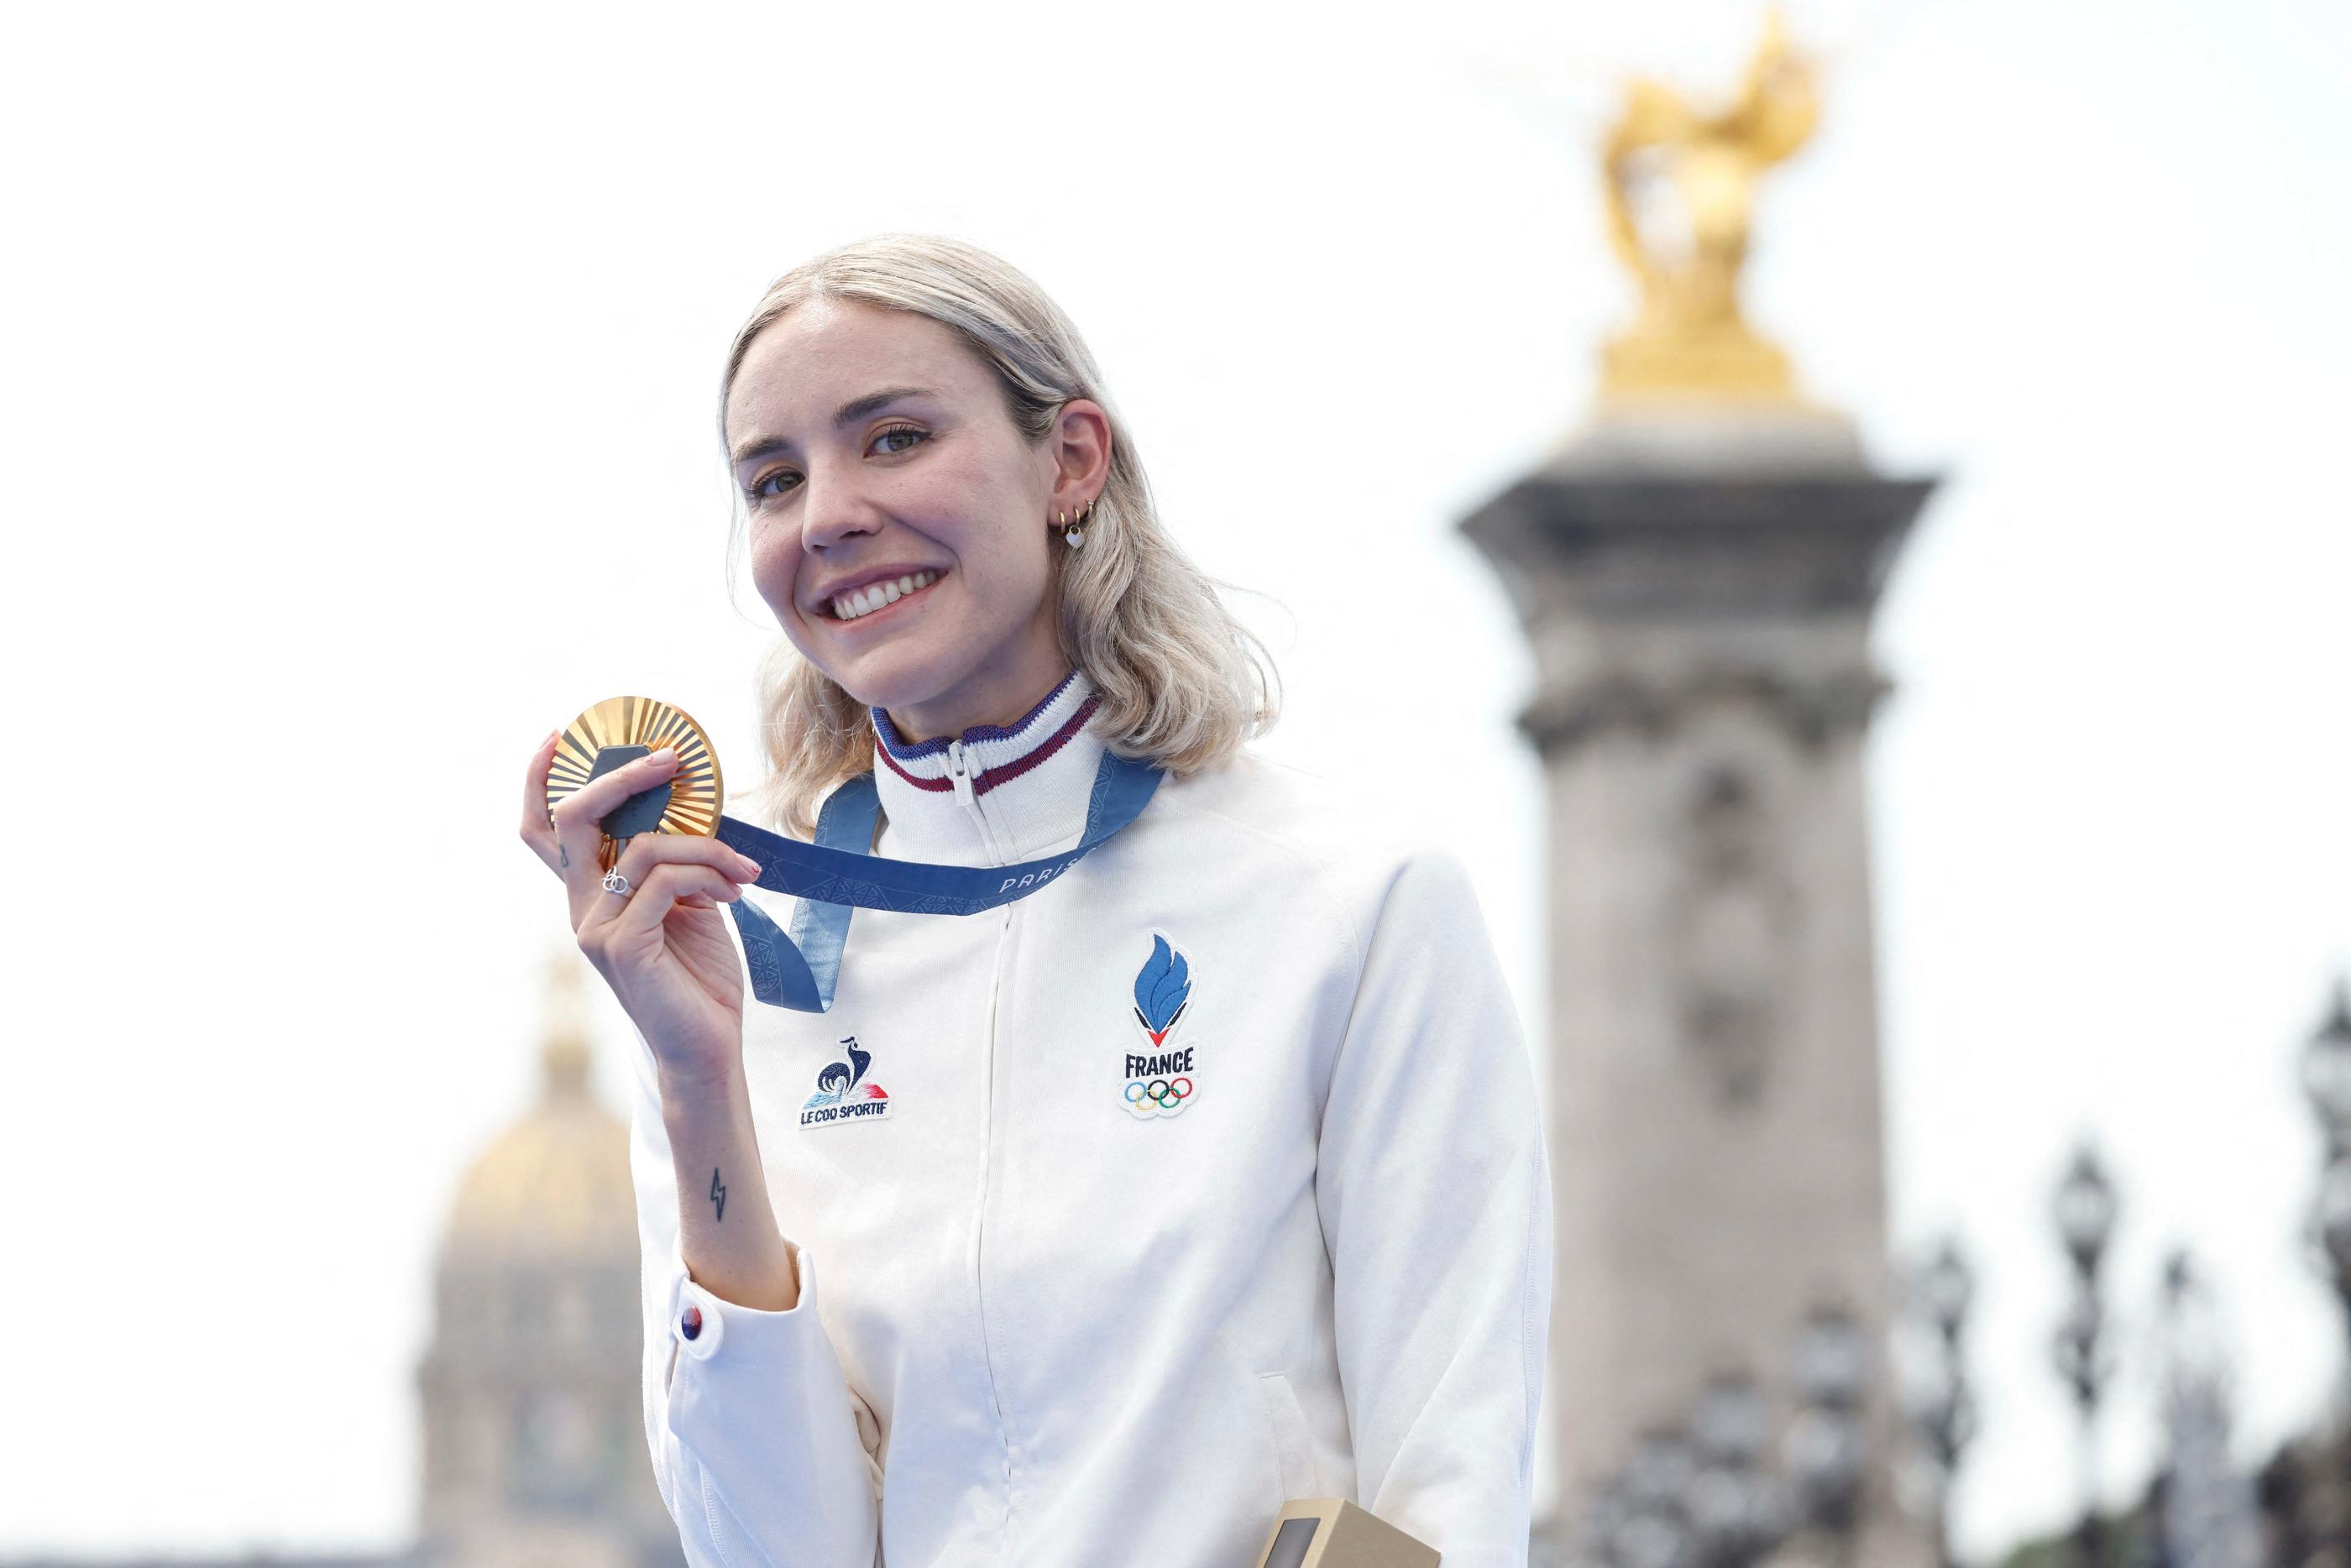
[869,669,1107,867]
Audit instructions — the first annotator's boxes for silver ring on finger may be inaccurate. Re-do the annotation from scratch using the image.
[601,867,632,898]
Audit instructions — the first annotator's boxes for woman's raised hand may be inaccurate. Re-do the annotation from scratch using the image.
[519,731,763,1088]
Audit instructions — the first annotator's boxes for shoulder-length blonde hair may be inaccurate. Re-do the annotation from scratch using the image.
[720,232,1280,837]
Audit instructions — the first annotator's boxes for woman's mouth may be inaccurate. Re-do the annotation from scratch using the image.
[823,568,943,625]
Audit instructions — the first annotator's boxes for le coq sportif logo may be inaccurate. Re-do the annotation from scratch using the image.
[803,1035,893,1127]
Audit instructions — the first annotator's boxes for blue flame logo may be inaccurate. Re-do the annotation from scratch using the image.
[1131,933,1192,1045]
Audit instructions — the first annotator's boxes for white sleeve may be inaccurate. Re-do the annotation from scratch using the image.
[626,1026,884,1568]
[1314,847,1554,1568]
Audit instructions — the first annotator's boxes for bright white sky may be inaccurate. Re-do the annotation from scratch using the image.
[4,0,2346,1559]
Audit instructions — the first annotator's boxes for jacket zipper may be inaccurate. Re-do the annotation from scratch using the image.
[945,739,1011,863]
[950,734,1018,1554]
[972,902,1017,1560]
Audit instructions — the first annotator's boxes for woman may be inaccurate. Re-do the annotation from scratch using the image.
[518,233,1552,1568]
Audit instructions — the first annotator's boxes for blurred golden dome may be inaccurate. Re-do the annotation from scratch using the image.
[444,952,634,1257]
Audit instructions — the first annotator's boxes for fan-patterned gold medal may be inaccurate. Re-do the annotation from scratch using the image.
[545,696,725,870]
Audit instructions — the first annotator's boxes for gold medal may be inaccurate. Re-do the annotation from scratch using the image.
[546,696,725,870]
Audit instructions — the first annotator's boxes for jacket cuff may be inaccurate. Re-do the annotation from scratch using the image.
[662,1228,820,1372]
[655,1231,881,1559]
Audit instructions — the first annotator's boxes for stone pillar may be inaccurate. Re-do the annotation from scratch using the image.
[1461,408,1937,1565]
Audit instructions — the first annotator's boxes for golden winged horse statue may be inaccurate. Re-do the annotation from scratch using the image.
[1599,9,1822,405]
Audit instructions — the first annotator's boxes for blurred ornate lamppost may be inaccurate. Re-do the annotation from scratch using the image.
[2050,1144,2121,1568]
[2151,1250,2261,1568]
[1607,1429,1700,1568]
[1787,1304,1871,1568]
[2315,1163,2351,1352]
[2301,980,2351,1360]
[2249,980,2351,1568]
[1911,1240,1979,1568]
[2301,980,2351,1156]
[1689,1372,1793,1568]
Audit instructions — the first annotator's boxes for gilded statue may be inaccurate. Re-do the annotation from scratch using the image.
[1599,11,1820,405]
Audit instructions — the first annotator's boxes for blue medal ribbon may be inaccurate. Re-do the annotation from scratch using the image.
[704,749,1161,1012]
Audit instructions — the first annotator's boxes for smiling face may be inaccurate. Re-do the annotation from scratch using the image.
[725,297,1109,743]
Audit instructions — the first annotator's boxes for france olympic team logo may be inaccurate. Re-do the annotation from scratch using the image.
[802,1035,893,1127]
[1123,933,1199,1119]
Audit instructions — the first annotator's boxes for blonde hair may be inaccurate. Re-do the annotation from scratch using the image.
[720,232,1280,837]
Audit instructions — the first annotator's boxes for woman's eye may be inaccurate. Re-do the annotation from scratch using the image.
[744,426,928,504]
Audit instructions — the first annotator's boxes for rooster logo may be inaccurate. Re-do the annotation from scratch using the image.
[1132,934,1192,1046]
[804,1035,891,1111]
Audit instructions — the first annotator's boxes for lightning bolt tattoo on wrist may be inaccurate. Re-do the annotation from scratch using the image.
[559,841,569,869]
[709,1167,727,1222]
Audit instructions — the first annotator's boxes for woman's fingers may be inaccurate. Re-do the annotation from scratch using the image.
[580,862,743,961]
[578,831,762,938]
[517,730,566,876]
[551,746,681,920]
[612,828,762,897]
[522,724,751,1086]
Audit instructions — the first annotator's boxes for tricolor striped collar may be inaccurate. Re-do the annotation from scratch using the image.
[870,670,1102,797]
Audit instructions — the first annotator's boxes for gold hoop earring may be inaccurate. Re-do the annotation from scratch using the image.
[1060,498,1093,551]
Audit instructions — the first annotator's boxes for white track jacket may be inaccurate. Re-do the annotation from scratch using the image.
[625,670,1553,1567]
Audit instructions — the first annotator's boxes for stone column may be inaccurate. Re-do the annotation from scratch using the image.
[1462,408,1937,1566]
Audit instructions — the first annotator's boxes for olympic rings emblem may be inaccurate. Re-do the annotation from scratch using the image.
[1123,1076,1193,1107]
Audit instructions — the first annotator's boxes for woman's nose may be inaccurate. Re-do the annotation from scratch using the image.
[800,480,881,552]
